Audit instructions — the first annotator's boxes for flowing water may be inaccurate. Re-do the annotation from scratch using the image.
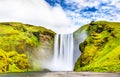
[42,33,74,71]
[40,31,88,71]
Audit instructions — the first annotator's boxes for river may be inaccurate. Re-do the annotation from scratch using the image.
[0,72,120,77]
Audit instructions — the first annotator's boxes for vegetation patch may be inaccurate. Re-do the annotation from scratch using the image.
[0,22,55,73]
[74,21,120,72]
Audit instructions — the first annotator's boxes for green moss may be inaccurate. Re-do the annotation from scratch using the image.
[0,22,55,73]
[74,21,120,72]
[0,49,30,73]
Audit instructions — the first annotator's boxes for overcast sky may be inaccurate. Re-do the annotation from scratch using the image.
[0,0,120,33]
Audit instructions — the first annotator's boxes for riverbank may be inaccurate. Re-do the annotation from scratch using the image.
[0,72,120,77]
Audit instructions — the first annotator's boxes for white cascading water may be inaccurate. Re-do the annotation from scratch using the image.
[42,33,74,71]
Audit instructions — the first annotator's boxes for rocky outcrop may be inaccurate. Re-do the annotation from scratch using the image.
[74,21,120,72]
[0,22,55,73]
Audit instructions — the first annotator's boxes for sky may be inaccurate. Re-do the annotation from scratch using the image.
[0,0,120,33]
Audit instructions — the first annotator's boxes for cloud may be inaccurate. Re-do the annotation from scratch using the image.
[0,0,78,34]
[46,0,120,26]
[60,0,120,26]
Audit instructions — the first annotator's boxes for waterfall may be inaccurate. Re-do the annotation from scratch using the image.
[42,33,74,71]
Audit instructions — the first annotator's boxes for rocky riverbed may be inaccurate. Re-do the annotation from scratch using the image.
[0,72,120,77]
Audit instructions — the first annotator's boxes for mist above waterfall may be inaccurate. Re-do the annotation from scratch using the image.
[0,0,79,34]
[73,31,88,65]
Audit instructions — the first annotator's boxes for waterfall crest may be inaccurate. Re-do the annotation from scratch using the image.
[42,33,74,71]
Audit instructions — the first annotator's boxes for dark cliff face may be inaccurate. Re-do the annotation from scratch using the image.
[0,22,55,73]
[74,21,120,72]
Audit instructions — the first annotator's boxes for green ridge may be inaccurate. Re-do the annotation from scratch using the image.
[74,21,120,72]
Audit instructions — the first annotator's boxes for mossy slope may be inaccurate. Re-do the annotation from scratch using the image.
[0,22,55,73]
[75,21,120,72]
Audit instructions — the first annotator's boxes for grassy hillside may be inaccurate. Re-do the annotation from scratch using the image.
[0,22,55,73]
[74,21,120,72]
